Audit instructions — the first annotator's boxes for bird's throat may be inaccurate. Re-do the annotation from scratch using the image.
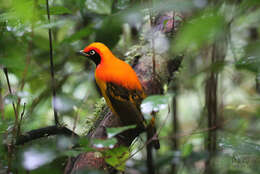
[89,53,101,66]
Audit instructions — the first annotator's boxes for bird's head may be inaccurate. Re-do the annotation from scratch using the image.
[78,42,113,66]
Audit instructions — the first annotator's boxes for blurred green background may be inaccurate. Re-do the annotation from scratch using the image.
[0,0,260,174]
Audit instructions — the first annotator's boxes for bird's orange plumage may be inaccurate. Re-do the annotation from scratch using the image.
[83,42,142,91]
[80,42,160,149]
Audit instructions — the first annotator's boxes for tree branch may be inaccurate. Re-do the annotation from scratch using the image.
[16,125,78,145]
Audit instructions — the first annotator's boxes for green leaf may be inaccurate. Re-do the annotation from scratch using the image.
[62,149,82,157]
[49,6,72,15]
[0,57,26,70]
[242,0,260,7]
[173,10,225,53]
[236,56,260,73]
[219,136,260,156]
[85,0,113,15]
[36,20,67,29]
[236,41,260,73]
[7,0,35,24]
[104,146,129,171]
[155,152,175,168]
[92,138,117,148]
[0,121,9,133]
[106,125,136,138]
[4,94,18,105]
[79,137,90,147]
[54,94,80,113]
[182,143,193,157]
[95,15,123,47]
[141,95,171,121]
[113,0,131,11]
[78,138,95,152]
[62,26,93,43]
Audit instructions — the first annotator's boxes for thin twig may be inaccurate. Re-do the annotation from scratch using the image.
[3,68,18,123]
[46,0,59,125]
[17,103,26,137]
[151,39,156,83]
[4,67,18,173]
[171,88,179,173]
[0,82,5,120]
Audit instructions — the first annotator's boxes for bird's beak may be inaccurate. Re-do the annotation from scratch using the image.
[77,50,88,57]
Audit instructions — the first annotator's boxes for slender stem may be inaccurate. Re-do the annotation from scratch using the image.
[3,68,18,124]
[146,139,155,174]
[171,92,179,174]
[0,81,5,120]
[4,67,18,173]
[17,103,26,137]
[46,0,59,125]
[151,39,156,83]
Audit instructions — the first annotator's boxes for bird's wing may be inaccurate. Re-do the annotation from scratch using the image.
[105,82,147,129]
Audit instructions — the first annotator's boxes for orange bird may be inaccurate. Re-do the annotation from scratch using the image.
[79,42,160,149]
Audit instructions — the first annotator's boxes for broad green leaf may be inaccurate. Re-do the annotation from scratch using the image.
[54,94,80,113]
[36,20,67,29]
[0,121,9,133]
[39,6,72,16]
[141,95,171,121]
[4,94,18,105]
[85,0,113,15]
[236,56,260,73]
[236,41,260,73]
[113,0,131,11]
[106,125,136,138]
[0,57,26,70]
[182,143,193,157]
[95,15,123,47]
[242,0,260,7]
[0,13,9,22]
[219,136,260,155]
[21,148,55,170]
[49,6,72,15]
[92,138,117,148]
[173,10,225,53]
[104,146,129,171]
[78,138,95,152]
[62,26,93,43]
[79,137,90,147]
[155,152,175,168]
[8,0,34,24]
[62,149,82,157]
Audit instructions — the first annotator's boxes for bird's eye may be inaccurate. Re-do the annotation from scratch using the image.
[89,50,95,55]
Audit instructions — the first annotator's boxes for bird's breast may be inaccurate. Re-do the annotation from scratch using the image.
[95,62,142,91]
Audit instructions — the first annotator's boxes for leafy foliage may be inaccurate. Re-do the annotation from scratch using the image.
[106,125,136,138]
[0,0,260,173]
[103,146,129,171]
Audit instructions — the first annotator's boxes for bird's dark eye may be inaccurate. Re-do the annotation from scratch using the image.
[89,50,95,55]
